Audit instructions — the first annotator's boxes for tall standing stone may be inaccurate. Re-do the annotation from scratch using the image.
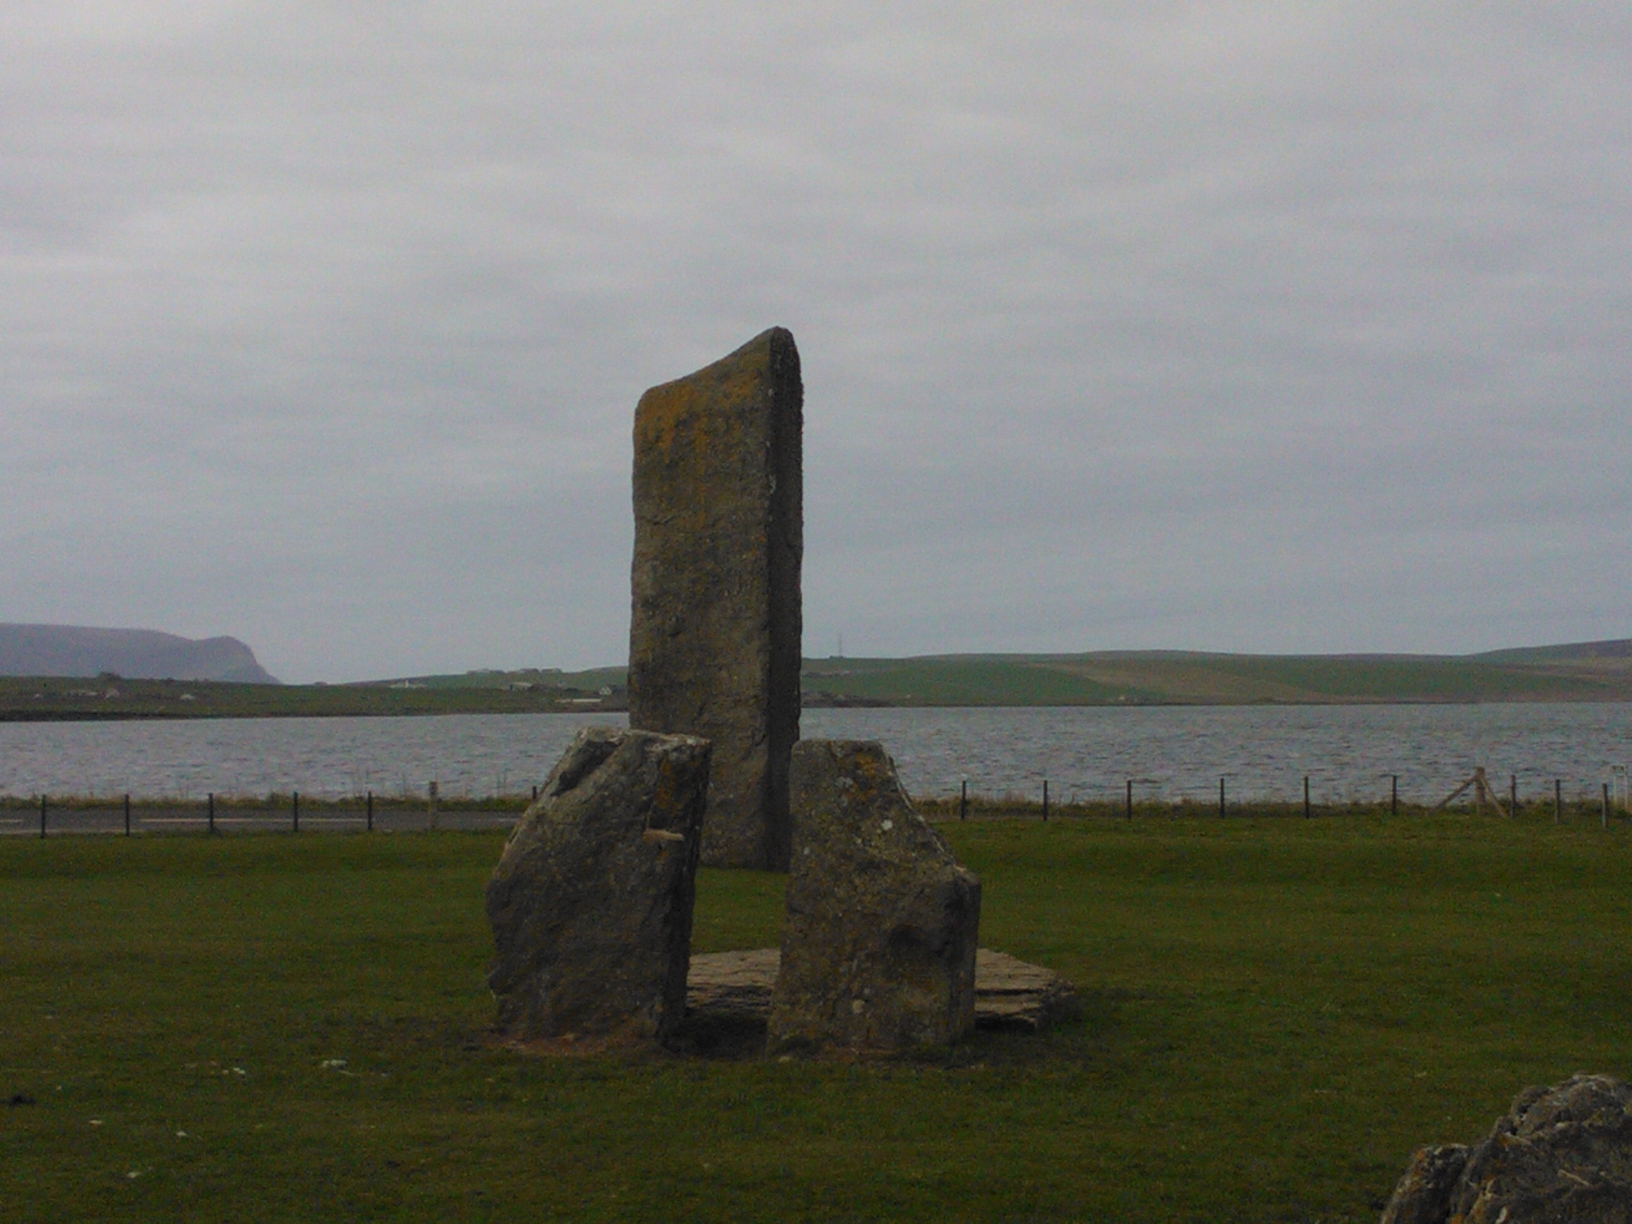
[629,328,802,870]
[768,739,981,1053]
[484,726,710,1042]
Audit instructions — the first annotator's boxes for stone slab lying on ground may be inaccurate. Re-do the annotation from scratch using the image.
[628,326,803,870]
[1380,1073,1632,1224]
[687,948,1080,1033]
[485,727,710,1042]
[769,739,980,1052]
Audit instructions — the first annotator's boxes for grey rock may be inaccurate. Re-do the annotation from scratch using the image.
[1379,1145,1470,1224]
[484,726,709,1041]
[686,948,782,1025]
[628,327,802,870]
[1380,1073,1632,1224]
[969,949,1084,1032]
[687,947,1080,1033]
[768,739,980,1052]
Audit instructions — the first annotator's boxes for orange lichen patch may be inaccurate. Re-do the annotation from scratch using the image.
[634,341,772,459]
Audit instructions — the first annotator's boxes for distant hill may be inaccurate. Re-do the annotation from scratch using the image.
[1472,638,1632,663]
[0,624,279,684]
[798,642,1632,706]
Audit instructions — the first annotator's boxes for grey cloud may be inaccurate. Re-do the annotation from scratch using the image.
[2,3,1627,680]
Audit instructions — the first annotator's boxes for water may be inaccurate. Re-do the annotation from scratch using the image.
[2,704,1629,805]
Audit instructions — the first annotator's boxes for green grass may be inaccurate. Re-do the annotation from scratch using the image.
[0,674,626,721]
[4,816,1631,1221]
[801,651,1632,706]
[802,658,1157,705]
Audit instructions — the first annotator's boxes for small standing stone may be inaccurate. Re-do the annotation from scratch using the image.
[628,327,802,870]
[768,739,980,1053]
[1380,1073,1632,1224]
[485,727,709,1042]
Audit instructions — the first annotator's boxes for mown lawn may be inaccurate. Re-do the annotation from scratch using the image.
[3,814,1630,1222]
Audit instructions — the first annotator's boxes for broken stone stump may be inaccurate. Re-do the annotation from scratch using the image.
[628,327,802,871]
[484,726,709,1042]
[767,739,980,1052]
[1380,1073,1632,1224]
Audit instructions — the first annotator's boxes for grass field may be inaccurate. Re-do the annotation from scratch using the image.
[4,814,1631,1221]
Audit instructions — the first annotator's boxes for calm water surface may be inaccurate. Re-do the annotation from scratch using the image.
[2,704,1629,805]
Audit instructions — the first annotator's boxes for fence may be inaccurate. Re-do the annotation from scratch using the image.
[3,769,1628,839]
[1,790,533,838]
[925,769,1629,829]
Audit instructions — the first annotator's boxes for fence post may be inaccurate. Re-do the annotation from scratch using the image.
[1555,778,1562,824]
[366,790,374,833]
[39,793,46,840]
[1219,776,1226,818]
[1042,780,1049,822]
[1510,774,1518,818]
[124,793,131,837]
[293,790,300,833]
[428,781,439,830]
[1391,774,1398,817]
[1604,783,1611,830]
[207,792,216,836]
[531,784,538,803]
[959,780,968,822]
[1304,775,1311,819]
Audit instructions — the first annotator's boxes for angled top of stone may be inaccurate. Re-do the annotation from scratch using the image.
[788,737,949,867]
[635,326,799,448]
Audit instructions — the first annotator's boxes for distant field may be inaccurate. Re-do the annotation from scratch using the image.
[3,642,1630,720]
[801,646,1632,706]
[4,813,1631,1221]
[0,671,627,722]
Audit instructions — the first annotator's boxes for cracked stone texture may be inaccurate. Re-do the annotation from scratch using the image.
[1380,1074,1632,1224]
[484,726,710,1041]
[768,739,980,1052]
[628,327,802,871]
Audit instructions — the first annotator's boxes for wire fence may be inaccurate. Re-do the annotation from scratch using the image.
[3,766,1628,838]
[0,789,534,838]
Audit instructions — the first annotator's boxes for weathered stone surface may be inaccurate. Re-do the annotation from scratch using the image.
[686,948,782,1025]
[768,739,980,1052]
[484,726,709,1041]
[1380,1074,1632,1224]
[628,327,802,871]
[687,948,1080,1033]
[969,949,1083,1032]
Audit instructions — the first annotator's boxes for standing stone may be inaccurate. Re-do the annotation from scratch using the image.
[1380,1074,1632,1224]
[485,726,709,1042]
[768,739,980,1052]
[628,327,802,871]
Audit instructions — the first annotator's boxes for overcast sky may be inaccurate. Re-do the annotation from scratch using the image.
[3,2,1628,682]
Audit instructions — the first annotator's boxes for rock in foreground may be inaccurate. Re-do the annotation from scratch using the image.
[485,727,709,1042]
[1380,1073,1632,1224]
[768,739,980,1052]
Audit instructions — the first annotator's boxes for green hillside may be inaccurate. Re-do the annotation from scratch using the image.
[3,641,1629,720]
[801,645,1632,706]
